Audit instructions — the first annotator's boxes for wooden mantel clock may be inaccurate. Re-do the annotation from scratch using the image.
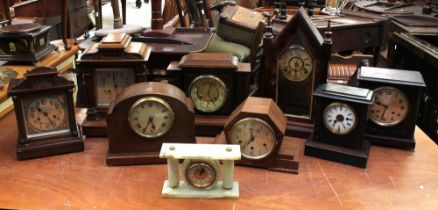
[305,83,374,168]
[76,33,151,136]
[167,53,252,136]
[8,67,84,160]
[224,96,301,173]
[0,23,57,62]
[261,8,332,137]
[106,82,196,166]
[357,66,425,150]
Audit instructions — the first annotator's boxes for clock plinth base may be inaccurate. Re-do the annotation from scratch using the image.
[0,44,57,63]
[305,133,370,168]
[81,117,108,137]
[17,134,84,160]
[366,134,415,151]
[162,180,239,199]
[285,121,313,138]
[195,116,228,137]
[106,152,166,166]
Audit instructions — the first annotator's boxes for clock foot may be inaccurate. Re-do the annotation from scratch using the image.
[305,133,370,168]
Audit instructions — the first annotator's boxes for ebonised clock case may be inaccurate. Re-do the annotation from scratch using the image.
[357,66,426,150]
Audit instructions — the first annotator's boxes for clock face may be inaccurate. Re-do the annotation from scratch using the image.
[22,94,70,138]
[368,86,409,126]
[188,75,227,113]
[230,118,276,159]
[128,97,175,138]
[184,161,218,188]
[95,69,136,107]
[323,102,357,135]
[279,46,314,82]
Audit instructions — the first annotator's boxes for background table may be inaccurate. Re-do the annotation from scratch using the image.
[0,111,437,209]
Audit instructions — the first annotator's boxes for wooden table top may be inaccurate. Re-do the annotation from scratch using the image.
[0,111,438,209]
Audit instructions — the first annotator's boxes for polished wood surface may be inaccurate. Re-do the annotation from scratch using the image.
[0,111,438,209]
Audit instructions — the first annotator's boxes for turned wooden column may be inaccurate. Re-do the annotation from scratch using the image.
[151,0,163,29]
[61,0,71,50]
[111,0,123,29]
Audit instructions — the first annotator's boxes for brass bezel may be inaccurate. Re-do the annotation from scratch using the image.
[230,117,277,160]
[128,96,175,138]
[369,86,409,127]
[188,74,227,113]
[323,102,358,135]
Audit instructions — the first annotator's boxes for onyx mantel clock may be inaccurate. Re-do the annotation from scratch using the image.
[261,8,332,138]
[357,66,425,150]
[166,53,252,136]
[224,96,302,173]
[305,83,374,168]
[106,82,196,166]
[0,23,57,62]
[76,33,151,136]
[8,67,84,160]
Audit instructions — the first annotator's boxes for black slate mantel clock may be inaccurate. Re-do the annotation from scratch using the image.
[305,83,374,168]
[8,67,84,160]
[357,66,426,150]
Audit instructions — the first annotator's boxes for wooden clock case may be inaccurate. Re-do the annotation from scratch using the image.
[167,53,252,136]
[305,83,374,168]
[106,82,196,166]
[224,97,301,173]
[8,67,84,160]
[261,8,331,138]
[0,23,57,62]
[357,66,426,150]
[76,33,151,137]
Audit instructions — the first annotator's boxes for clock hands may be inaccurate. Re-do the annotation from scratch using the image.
[36,104,55,127]
[143,116,156,133]
[241,128,256,149]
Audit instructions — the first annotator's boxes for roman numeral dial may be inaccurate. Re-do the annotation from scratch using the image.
[323,102,357,135]
[279,46,314,82]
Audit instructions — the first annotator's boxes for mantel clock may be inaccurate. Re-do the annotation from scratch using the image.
[357,66,425,150]
[106,82,196,166]
[0,23,57,62]
[76,33,151,136]
[167,53,252,136]
[224,96,302,173]
[8,67,84,160]
[261,8,332,137]
[305,83,374,168]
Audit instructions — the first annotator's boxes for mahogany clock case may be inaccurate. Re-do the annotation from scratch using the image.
[306,83,374,168]
[357,66,426,150]
[261,8,331,138]
[8,67,84,160]
[0,23,57,62]
[75,33,151,137]
[106,82,196,166]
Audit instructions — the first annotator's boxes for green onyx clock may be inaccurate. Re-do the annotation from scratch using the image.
[305,83,374,168]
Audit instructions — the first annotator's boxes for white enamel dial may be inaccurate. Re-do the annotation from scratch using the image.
[230,118,276,159]
[279,46,314,82]
[323,102,357,135]
[368,86,409,126]
[95,69,135,107]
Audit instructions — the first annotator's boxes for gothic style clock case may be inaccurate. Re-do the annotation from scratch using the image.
[106,82,196,166]
[357,66,425,150]
[167,53,251,136]
[261,8,331,137]
[0,23,57,62]
[305,83,374,168]
[224,96,301,173]
[76,33,151,136]
[8,67,84,160]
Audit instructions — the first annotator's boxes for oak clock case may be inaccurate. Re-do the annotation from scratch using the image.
[0,23,57,62]
[76,33,151,137]
[167,53,251,136]
[262,8,331,137]
[8,67,84,160]
[224,97,300,173]
[357,66,426,150]
[106,82,196,166]
[305,83,374,168]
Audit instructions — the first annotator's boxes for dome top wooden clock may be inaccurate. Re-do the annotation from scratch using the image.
[224,96,302,173]
[76,33,151,136]
[8,67,84,160]
[261,8,332,137]
[106,82,196,166]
